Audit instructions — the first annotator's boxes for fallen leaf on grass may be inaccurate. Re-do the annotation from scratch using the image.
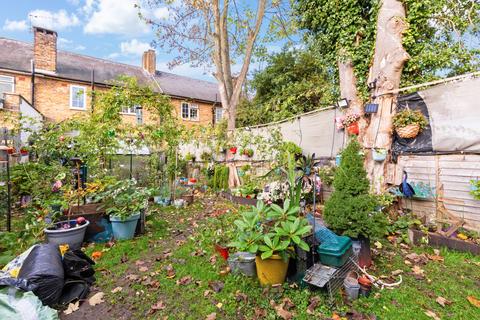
[91,251,102,260]
[306,296,321,314]
[331,312,342,320]
[209,255,217,265]
[126,274,139,281]
[374,241,383,249]
[427,254,444,262]
[424,310,440,320]
[270,298,295,320]
[254,308,267,319]
[209,280,224,293]
[406,253,428,265]
[176,276,193,285]
[139,266,149,272]
[467,296,480,307]
[147,300,166,314]
[411,265,425,279]
[216,302,223,309]
[63,301,79,315]
[391,269,403,276]
[234,290,248,302]
[135,260,145,266]
[164,264,176,279]
[219,266,230,276]
[111,286,123,293]
[436,296,452,307]
[205,313,217,320]
[120,253,129,263]
[203,290,212,297]
[88,292,104,306]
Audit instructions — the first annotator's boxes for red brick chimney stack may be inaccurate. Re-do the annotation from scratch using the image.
[142,49,156,74]
[33,26,57,73]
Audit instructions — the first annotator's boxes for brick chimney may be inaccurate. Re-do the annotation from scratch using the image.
[142,49,156,74]
[33,26,57,72]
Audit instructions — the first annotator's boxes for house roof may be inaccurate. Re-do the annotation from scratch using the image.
[0,37,219,103]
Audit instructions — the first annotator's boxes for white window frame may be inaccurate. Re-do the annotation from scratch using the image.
[215,107,223,123]
[0,75,15,95]
[120,105,137,115]
[69,85,87,110]
[181,102,199,121]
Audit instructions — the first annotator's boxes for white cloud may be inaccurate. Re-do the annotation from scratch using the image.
[154,7,169,20]
[58,37,85,52]
[120,39,151,56]
[29,9,80,30]
[59,37,73,44]
[83,0,150,36]
[3,19,29,31]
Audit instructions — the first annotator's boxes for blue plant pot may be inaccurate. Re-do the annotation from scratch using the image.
[335,155,342,166]
[110,213,140,240]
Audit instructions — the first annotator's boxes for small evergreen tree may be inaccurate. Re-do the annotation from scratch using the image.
[324,140,386,239]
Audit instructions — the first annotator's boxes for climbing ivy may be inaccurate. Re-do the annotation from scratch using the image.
[295,0,480,97]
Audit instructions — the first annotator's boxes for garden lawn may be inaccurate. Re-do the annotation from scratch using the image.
[62,196,480,319]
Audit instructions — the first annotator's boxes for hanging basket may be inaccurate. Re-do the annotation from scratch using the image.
[347,122,359,135]
[395,124,420,139]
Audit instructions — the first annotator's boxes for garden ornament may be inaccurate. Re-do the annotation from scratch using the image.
[399,170,415,198]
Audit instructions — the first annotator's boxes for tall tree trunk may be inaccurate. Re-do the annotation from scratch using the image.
[363,0,410,193]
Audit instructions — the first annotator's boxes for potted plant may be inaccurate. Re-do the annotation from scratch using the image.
[185,152,196,162]
[392,109,428,139]
[323,140,387,267]
[372,148,387,162]
[242,148,254,158]
[44,180,90,250]
[342,113,361,135]
[200,151,212,162]
[230,200,311,285]
[20,147,29,156]
[97,179,150,240]
[229,146,237,154]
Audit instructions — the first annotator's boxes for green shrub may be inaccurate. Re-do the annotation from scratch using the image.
[323,139,387,239]
[211,165,229,191]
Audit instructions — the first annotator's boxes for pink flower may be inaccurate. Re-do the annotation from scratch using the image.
[52,180,63,192]
[335,116,345,130]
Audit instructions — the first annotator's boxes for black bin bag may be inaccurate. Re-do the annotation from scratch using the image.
[18,244,65,306]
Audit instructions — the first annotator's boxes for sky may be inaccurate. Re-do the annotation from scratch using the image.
[0,0,283,82]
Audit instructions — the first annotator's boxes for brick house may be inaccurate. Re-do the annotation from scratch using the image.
[0,27,223,135]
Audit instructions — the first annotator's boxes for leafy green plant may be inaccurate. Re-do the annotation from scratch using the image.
[97,179,151,220]
[200,151,212,161]
[392,109,428,130]
[266,199,299,224]
[230,199,311,260]
[317,166,335,186]
[470,179,480,200]
[324,139,387,239]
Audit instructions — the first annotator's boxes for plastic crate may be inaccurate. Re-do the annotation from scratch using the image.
[317,236,352,267]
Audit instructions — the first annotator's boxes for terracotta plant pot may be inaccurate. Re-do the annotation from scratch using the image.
[214,243,230,260]
[347,122,359,135]
[396,123,420,139]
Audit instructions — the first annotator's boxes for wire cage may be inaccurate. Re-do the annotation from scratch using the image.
[303,251,359,303]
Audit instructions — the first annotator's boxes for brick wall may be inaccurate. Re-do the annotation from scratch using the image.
[0,71,215,127]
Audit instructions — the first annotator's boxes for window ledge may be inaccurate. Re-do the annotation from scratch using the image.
[70,107,87,111]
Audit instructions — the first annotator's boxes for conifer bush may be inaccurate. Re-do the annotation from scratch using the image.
[323,139,387,239]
